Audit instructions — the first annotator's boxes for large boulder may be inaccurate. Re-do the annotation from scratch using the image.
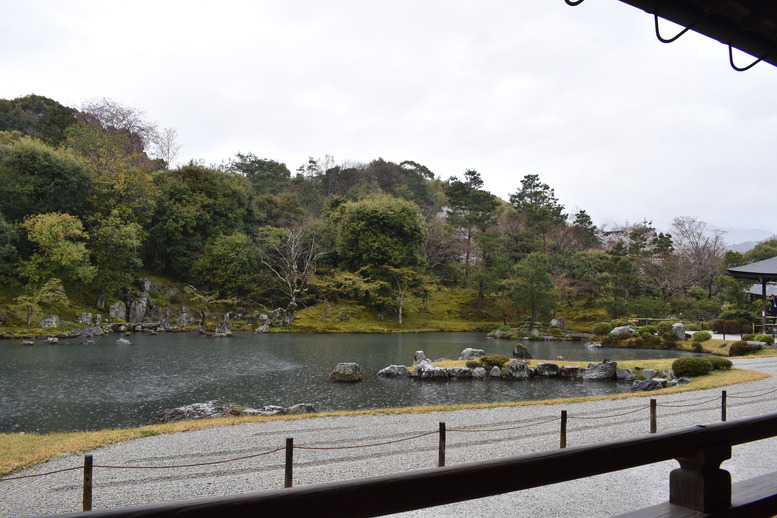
[377,365,410,378]
[489,366,503,378]
[611,326,636,337]
[414,361,449,380]
[513,343,534,359]
[413,351,427,365]
[449,367,473,379]
[504,359,530,380]
[459,348,486,360]
[581,361,617,380]
[631,379,666,392]
[109,301,127,321]
[285,403,317,415]
[116,338,132,346]
[559,365,580,378]
[616,369,636,382]
[641,369,657,381]
[535,362,559,377]
[150,400,243,424]
[472,367,487,380]
[329,363,363,382]
[672,322,687,341]
[39,315,60,329]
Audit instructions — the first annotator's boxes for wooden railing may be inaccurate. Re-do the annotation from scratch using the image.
[49,412,777,518]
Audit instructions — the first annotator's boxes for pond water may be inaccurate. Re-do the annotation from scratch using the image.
[0,332,703,433]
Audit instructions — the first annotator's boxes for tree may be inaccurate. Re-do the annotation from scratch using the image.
[509,174,567,249]
[444,169,498,279]
[0,137,92,221]
[0,213,19,286]
[367,265,435,325]
[0,94,76,146]
[12,278,69,328]
[255,223,329,325]
[89,214,144,303]
[509,252,558,329]
[150,127,182,168]
[744,238,777,263]
[227,152,291,195]
[77,97,157,157]
[671,216,727,297]
[191,232,265,299]
[334,195,426,271]
[20,213,95,285]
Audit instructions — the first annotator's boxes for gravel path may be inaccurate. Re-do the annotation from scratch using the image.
[2,357,777,518]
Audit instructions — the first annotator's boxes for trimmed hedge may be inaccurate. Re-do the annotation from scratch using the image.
[592,322,612,335]
[692,331,712,343]
[729,341,762,357]
[753,334,775,345]
[671,357,713,377]
[707,356,733,370]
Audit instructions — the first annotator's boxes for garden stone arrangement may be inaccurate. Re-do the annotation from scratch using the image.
[377,348,692,392]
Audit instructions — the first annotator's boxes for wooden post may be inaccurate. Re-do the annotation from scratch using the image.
[721,390,727,422]
[670,444,732,512]
[83,454,93,512]
[650,399,657,434]
[560,410,567,448]
[284,438,293,488]
[438,422,446,467]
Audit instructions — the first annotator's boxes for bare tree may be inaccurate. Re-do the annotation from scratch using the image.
[671,216,728,297]
[255,223,328,326]
[77,97,158,155]
[151,127,182,167]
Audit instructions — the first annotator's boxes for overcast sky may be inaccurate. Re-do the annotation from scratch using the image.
[2,1,776,240]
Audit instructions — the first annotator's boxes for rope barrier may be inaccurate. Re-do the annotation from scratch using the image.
[567,405,650,420]
[295,431,438,450]
[0,466,82,482]
[728,387,777,399]
[448,416,560,433]
[657,397,720,408]
[94,447,285,470]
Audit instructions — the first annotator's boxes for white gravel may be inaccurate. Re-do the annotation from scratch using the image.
[2,357,777,518]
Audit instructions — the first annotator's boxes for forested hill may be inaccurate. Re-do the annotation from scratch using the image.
[0,94,771,333]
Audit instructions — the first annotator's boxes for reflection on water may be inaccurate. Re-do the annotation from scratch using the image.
[0,332,702,433]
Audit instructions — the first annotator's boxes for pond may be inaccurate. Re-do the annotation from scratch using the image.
[0,332,703,433]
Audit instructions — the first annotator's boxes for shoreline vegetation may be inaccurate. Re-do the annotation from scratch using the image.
[0,352,770,478]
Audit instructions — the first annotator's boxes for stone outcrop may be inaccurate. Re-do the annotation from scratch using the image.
[559,365,580,378]
[150,400,316,423]
[109,301,127,321]
[611,326,636,337]
[329,362,363,382]
[413,351,427,365]
[377,365,410,378]
[414,361,449,379]
[504,360,530,380]
[631,379,666,391]
[459,348,486,360]
[116,338,132,346]
[672,322,687,341]
[449,367,473,379]
[512,343,534,359]
[616,369,636,382]
[39,315,60,329]
[581,361,617,380]
[535,362,559,377]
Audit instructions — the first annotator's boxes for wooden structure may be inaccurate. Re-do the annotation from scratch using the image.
[728,256,777,334]
[52,412,777,518]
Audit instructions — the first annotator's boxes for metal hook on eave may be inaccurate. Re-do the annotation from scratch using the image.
[728,45,764,71]
[564,0,585,6]
[654,13,694,43]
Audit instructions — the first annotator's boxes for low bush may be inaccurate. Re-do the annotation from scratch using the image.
[623,337,645,348]
[638,325,658,335]
[549,327,564,338]
[729,341,762,357]
[471,354,511,370]
[592,322,612,335]
[707,357,733,370]
[692,331,712,343]
[662,333,677,350]
[753,334,775,345]
[656,321,674,334]
[672,357,713,377]
[742,334,755,342]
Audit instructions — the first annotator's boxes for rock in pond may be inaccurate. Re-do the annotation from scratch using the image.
[329,362,363,382]
[116,338,132,346]
[414,361,449,379]
[458,348,485,360]
[513,343,534,359]
[581,360,617,380]
[535,363,559,377]
[377,365,410,378]
[504,359,530,380]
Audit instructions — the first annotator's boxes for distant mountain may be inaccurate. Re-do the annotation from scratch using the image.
[715,227,776,252]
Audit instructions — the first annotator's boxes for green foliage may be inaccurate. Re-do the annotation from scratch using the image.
[191,232,264,298]
[707,357,733,370]
[334,194,426,271]
[729,341,761,357]
[638,325,658,335]
[656,321,674,334]
[744,239,777,263]
[753,334,775,345]
[89,214,143,296]
[0,95,76,146]
[692,331,712,343]
[20,213,95,284]
[0,137,91,221]
[227,152,291,196]
[509,173,566,241]
[470,354,511,370]
[11,278,69,327]
[591,322,612,335]
[625,296,670,319]
[508,252,557,328]
[671,357,713,377]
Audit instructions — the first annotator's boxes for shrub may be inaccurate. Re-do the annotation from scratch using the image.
[691,342,704,353]
[753,334,775,345]
[549,327,564,338]
[624,337,645,348]
[661,333,677,350]
[592,322,612,335]
[672,357,713,377]
[692,331,712,343]
[497,325,510,332]
[742,334,755,342]
[471,354,511,370]
[656,321,674,334]
[729,341,762,357]
[707,356,733,370]
[638,325,658,335]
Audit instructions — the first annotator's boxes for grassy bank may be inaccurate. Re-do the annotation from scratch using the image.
[1,362,768,478]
